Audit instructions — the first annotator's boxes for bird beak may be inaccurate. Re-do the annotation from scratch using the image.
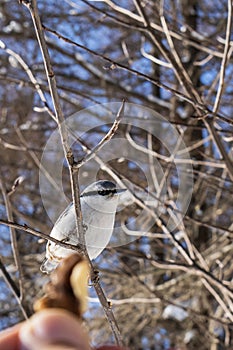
[116,188,127,195]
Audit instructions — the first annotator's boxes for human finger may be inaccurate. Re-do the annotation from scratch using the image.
[19,309,90,350]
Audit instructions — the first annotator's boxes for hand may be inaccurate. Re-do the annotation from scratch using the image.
[0,309,90,350]
[0,309,125,350]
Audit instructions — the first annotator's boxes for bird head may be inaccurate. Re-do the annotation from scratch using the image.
[81,180,126,212]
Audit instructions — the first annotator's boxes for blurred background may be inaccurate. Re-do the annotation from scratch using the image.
[0,1,232,349]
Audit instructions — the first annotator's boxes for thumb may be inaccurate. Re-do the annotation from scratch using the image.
[19,309,90,350]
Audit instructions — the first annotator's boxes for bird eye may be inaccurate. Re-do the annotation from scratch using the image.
[98,190,109,196]
[98,189,116,196]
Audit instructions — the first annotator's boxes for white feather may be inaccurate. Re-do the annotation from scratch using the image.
[41,181,125,273]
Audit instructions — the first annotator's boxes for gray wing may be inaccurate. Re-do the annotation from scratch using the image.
[50,202,78,241]
[54,202,73,226]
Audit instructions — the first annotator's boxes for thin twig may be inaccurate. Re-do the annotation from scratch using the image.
[0,39,55,120]
[115,247,233,325]
[125,127,226,169]
[42,24,209,114]
[81,0,226,60]
[134,0,233,182]
[15,127,61,193]
[77,100,125,168]
[0,257,30,319]
[201,278,233,322]
[23,1,70,154]
[149,258,233,300]
[0,218,82,251]
[41,12,233,129]
[158,1,202,104]
[0,174,29,318]
[213,0,232,113]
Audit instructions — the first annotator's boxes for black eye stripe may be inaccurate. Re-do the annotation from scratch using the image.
[98,189,116,196]
[81,189,117,197]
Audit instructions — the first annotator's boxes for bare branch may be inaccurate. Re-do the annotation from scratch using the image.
[0,174,29,318]
[0,257,30,319]
[77,99,125,168]
[213,0,232,113]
